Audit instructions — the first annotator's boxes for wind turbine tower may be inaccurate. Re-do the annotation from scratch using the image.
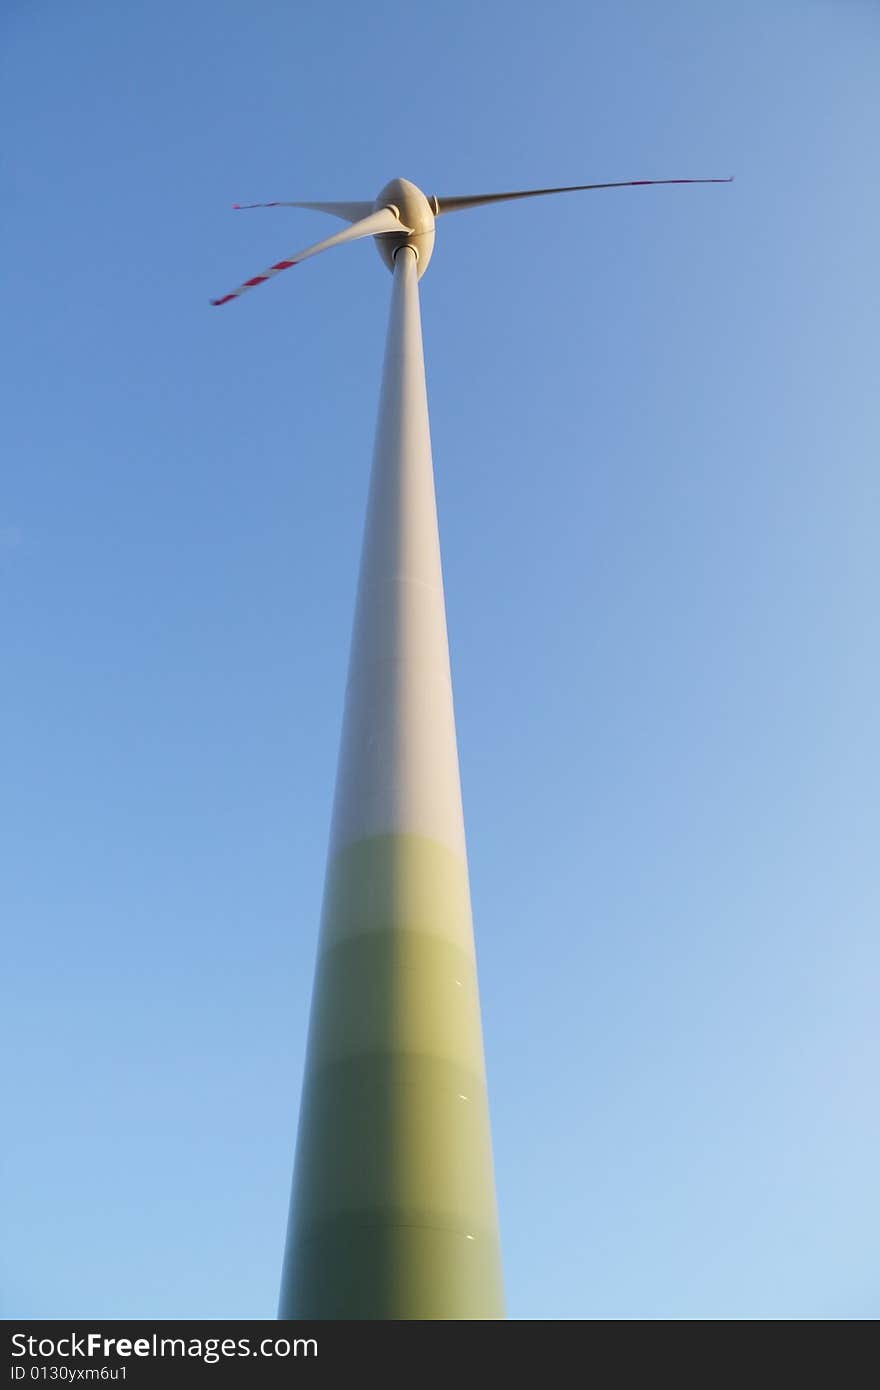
[212,173,732,1320]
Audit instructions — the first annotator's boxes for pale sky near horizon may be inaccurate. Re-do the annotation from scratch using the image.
[2,0,878,1320]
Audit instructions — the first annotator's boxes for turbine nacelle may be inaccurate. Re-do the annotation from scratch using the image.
[372,178,436,277]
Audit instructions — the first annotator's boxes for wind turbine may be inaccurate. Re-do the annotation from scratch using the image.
[212,174,732,1321]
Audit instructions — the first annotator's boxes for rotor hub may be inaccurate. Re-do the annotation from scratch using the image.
[373,178,436,278]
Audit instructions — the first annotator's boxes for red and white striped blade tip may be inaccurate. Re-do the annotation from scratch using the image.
[210,254,300,306]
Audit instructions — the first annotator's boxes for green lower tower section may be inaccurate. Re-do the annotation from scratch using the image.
[278,835,504,1319]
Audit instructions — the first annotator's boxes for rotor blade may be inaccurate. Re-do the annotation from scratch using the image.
[232,200,374,224]
[210,206,411,307]
[433,177,734,215]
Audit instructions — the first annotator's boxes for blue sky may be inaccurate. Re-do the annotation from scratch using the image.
[2,0,878,1320]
